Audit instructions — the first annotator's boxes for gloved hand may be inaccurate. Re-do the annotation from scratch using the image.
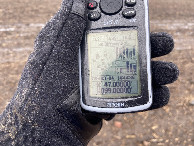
[0,0,179,146]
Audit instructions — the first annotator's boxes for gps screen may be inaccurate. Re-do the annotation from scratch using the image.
[88,30,141,98]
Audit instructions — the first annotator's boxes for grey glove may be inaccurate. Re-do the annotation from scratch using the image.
[0,0,179,146]
[150,32,179,110]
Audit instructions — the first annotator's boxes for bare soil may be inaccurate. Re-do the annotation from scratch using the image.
[0,0,193,145]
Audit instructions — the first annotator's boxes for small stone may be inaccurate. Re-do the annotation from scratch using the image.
[152,133,159,139]
[104,121,108,125]
[143,141,150,146]
[150,139,158,142]
[175,138,179,142]
[114,121,122,128]
[126,135,136,139]
[163,106,170,112]
[152,125,158,130]
[2,43,7,47]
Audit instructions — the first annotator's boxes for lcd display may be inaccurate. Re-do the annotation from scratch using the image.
[88,30,141,98]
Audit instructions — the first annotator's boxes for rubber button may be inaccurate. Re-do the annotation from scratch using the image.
[100,0,123,15]
[125,0,136,6]
[123,8,136,18]
[88,1,98,10]
[88,11,101,21]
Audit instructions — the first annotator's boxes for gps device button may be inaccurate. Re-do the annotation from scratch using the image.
[100,0,123,15]
[123,8,136,18]
[88,11,101,21]
[125,0,136,6]
[88,1,98,10]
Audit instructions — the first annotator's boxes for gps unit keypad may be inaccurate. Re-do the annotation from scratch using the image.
[87,0,137,21]
[125,0,136,6]
[88,1,98,10]
[100,0,123,15]
[88,11,101,21]
[122,8,136,18]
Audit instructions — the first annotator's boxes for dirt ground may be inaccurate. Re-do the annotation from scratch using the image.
[0,0,193,145]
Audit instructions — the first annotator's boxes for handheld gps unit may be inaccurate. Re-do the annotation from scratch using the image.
[79,0,152,113]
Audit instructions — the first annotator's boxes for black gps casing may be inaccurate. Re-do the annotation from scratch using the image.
[80,0,152,113]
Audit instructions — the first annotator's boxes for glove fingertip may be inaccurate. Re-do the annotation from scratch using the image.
[150,86,170,110]
[151,32,174,58]
[152,61,179,85]
[167,62,179,83]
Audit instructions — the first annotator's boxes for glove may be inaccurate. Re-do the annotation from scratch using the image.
[0,0,179,146]
[150,32,179,110]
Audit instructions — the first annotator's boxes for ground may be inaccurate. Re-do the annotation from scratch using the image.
[0,0,193,145]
